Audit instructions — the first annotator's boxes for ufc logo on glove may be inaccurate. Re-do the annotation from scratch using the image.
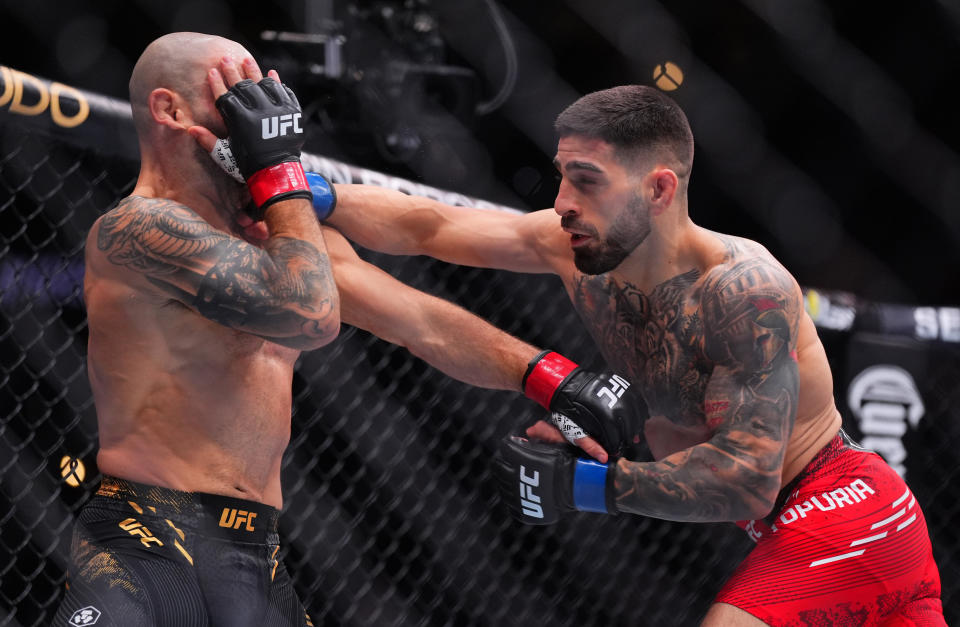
[519,466,543,519]
[261,113,302,139]
[596,374,630,409]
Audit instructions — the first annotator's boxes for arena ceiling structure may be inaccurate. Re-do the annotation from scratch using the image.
[2,0,959,305]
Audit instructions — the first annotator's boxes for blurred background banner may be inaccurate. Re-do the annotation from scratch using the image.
[2,1,959,625]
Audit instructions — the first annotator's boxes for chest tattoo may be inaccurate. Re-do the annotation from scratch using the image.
[572,270,710,423]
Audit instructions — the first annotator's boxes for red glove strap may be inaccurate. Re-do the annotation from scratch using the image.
[247,162,310,208]
[523,351,578,409]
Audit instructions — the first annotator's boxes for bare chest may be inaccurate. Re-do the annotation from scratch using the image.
[157,299,302,368]
[570,270,713,424]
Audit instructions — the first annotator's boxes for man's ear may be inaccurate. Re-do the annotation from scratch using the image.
[648,168,679,215]
[148,88,189,130]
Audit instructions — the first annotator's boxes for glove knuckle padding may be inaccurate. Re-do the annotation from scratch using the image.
[551,370,637,456]
[258,77,287,105]
[232,79,263,108]
[284,85,302,109]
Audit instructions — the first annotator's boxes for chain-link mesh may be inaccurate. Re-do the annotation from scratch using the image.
[2,113,958,626]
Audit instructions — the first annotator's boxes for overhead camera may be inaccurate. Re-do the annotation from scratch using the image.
[258,0,490,171]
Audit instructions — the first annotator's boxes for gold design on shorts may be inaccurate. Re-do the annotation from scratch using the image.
[80,550,140,595]
[164,518,185,541]
[163,518,194,565]
[127,501,143,514]
[270,545,280,582]
[174,540,193,565]
[119,518,163,547]
[219,507,257,531]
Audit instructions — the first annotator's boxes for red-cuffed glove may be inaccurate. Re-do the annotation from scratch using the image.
[215,77,312,219]
[523,350,643,458]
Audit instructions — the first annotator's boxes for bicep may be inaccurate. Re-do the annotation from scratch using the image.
[699,260,804,476]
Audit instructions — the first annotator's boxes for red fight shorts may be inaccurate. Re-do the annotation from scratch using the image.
[717,430,944,626]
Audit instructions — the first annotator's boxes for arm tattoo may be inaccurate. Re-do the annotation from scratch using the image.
[612,255,802,522]
[97,197,337,343]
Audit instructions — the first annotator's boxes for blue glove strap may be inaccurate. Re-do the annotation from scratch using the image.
[306,171,337,220]
[573,459,609,513]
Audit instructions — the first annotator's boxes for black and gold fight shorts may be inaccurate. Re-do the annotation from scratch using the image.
[53,476,314,627]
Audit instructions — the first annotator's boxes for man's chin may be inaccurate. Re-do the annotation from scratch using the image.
[573,249,624,275]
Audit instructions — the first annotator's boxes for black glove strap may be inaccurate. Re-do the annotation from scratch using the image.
[521,349,553,390]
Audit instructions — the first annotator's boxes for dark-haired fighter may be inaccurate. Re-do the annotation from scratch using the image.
[325,85,945,625]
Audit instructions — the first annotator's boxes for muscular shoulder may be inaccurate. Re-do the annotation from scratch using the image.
[95,196,222,251]
[699,233,803,370]
[91,196,228,268]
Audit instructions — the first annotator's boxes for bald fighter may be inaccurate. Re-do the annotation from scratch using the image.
[55,33,635,627]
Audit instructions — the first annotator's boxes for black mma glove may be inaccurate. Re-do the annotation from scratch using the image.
[523,350,642,457]
[215,77,312,219]
[494,434,616,525]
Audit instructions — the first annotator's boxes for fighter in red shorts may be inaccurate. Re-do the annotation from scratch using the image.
[718,430,943,625]
[322,85,946,624]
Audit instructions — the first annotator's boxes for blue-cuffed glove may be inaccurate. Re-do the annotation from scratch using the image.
[494,433,616,525]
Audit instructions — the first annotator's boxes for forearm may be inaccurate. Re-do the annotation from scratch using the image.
[390,294,539,391]
[328,184,443,256]
[611,442,780,522]
[255,199,340,348]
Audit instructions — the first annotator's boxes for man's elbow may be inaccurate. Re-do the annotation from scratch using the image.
[290,297,342,351]
[742,473,782,521]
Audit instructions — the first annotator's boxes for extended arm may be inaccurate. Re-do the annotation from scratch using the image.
[328,184,563,274]
[327,227,648,462]
[325,227,536,389]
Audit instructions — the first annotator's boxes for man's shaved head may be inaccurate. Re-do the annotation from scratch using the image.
[129,32,250,133]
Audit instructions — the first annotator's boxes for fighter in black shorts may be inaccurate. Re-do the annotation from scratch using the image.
[58,32,627,626]
[55,477,311,627]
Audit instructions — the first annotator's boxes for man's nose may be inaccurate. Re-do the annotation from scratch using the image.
[554,180,579,217]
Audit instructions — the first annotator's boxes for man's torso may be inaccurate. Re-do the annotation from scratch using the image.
[560,229,841,476]
[84,198,302,506]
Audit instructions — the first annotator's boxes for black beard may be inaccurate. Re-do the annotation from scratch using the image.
[573,241,633,275]
[572,194,651,275]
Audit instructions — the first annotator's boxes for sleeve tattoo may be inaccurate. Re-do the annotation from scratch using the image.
[613,258,801,522]
[96,197,338,344]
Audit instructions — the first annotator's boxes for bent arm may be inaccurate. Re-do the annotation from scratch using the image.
[94,196,339,350]
[612,361,797,522]
[612,260,802,522]
[326,227,537,390]
[328,184,563,274]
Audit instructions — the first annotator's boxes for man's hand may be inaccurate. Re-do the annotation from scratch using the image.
[206,58,312,219]
[494,434,615,525]
[523,351,643,462]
